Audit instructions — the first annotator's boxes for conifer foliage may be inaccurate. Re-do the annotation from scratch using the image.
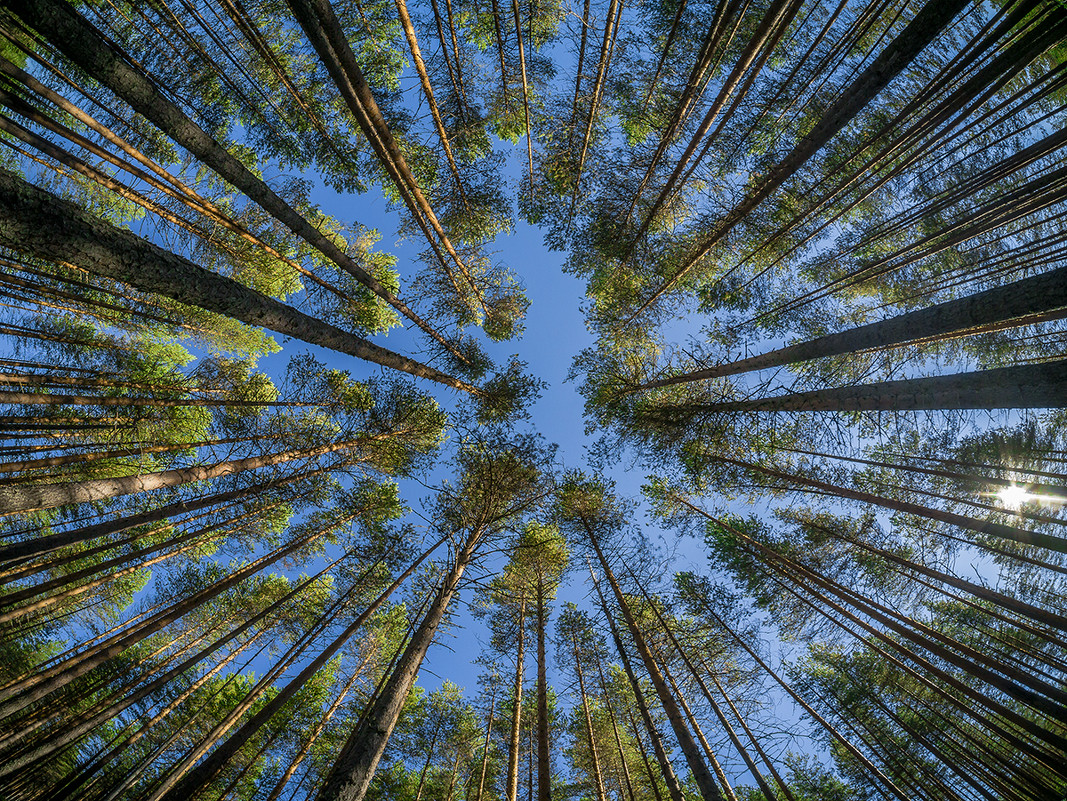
[0,0,1065,798]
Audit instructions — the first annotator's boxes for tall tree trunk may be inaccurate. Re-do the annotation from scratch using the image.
[589,568,686,801]
[475,688,497,801]
[586,530,723,801]
[627,0,971,322]
[159,535,446,799]
[5,0,468,363]
[0,435,367,515]
[535,575,551,801]
[0,463,319,563]
[316,524,490,801]
[654,358,1067,415]
[0,169,478,393]
[506,599,526,801]
[627,262,1067,392]
[572,633,608,801]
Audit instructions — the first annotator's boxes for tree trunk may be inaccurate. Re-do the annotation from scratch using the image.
[730,359,1067,413]
[160,534,446,799]
[5,0,466,361]
[506,598,526,801]
[475,688,497,801]
[586,531,723,801]
[0,464,319,563]
[572,634,608,801]
[589,568,685,801]
[0,169,478,393]
[629,262,1067,392]
[535,576,551,801]
[316,524,490,801]
[0,435,366,515]
[628,0,971,322]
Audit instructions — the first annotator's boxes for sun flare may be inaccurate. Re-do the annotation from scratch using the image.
[997,484,1031,510]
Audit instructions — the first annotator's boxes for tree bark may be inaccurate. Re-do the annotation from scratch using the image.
[316,524,490,801]
[5,0,466,361]
[535,576,551,801]
[0,169,478,393]
[506,598,526,801]
[629,263,1067,392]
[662,358,1067,414]
[0,436,366,515]
[160,534,446,799]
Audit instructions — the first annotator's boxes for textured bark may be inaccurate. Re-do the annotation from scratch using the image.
[630,263,1067,393]
[710,454,1067,553]
[592,557,723,801]
[0,464,314,563]
[0,170,478,393]
[592,578,684,801]
[535,577,551,801]
[4,0,467,360]
[662,358,1067,414]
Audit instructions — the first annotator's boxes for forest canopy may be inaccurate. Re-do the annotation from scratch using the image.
[0,0,1066,799]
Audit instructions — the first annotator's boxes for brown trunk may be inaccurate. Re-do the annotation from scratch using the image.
[535,576,551,801]
[585,530,723,801]
[0,435,367,515]
[589,568,685,801]
[0,170,478,393]
[506,598,526,801]
[572,633,607,801]
[316,523,490,801]
[6,0,466,361]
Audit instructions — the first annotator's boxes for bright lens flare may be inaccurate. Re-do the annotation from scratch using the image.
[997,485,1031,510]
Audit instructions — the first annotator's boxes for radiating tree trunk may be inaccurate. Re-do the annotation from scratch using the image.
[589,568,686,801]
[656,358,1067,414]
[316,524,490,801]
[628,262,1067,392]
[586,530,723,801]
[572,632,608,801]
[627,0,972,322]
[160,535,445,799]
[0,169,478,393]
[0,435,365,515]
[5,0,469,363]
